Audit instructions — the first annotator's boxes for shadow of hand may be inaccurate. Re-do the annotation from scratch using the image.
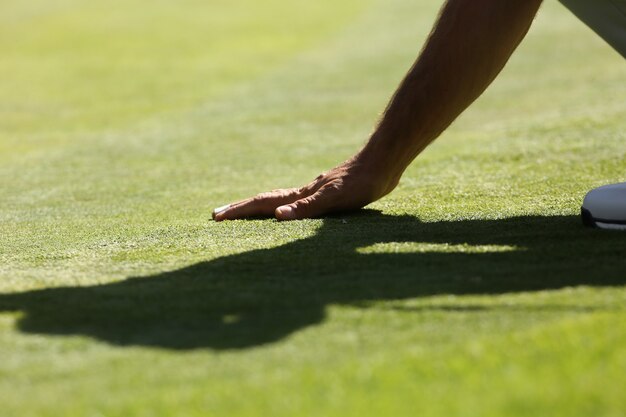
[1,212,624,350]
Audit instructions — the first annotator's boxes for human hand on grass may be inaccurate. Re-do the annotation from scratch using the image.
[212,154,400,221]
[214,0,544,222]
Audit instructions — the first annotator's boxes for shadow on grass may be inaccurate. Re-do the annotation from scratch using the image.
[1,211,625,350]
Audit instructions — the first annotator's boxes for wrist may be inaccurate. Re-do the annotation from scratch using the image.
[357,133,410,180]
[351,141,406,198]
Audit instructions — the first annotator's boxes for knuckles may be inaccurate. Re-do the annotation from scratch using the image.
[321,179,344,194]
[253,188,301,205]
[253,193,271,202]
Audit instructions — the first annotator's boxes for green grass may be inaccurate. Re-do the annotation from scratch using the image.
[1,0,626,416]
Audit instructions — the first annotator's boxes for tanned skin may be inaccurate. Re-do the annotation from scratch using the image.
[213,0,544,221]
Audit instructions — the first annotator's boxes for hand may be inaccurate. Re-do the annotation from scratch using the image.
[212,155,399,221]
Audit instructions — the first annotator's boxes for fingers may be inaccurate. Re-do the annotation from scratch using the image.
[213,188,302,221]
[275,184,342,221]
[213,171,356,221]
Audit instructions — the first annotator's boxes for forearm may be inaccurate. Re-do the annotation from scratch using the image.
[360,0,543,180]
[213,0,544,221]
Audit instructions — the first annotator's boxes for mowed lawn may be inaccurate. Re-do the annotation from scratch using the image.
[1,0,626,415]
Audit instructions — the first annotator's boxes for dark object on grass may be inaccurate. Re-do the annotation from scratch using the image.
[1,212,624,350]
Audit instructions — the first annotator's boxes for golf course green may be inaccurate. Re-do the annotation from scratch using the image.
[1,0,625,415]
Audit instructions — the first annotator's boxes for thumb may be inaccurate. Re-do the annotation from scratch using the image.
[275,191,331,221]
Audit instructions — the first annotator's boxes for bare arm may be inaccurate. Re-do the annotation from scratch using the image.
[213,0,543,221]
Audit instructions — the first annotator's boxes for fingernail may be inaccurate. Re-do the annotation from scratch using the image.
[212,204,230,219]
[276,206,296,220]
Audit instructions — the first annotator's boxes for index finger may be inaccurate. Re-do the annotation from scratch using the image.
[212,188,303,221]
